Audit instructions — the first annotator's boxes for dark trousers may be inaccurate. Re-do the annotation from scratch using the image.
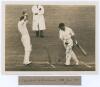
[36,30,44,38]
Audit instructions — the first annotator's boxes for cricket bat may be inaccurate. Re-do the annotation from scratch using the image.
[75,43,87,56]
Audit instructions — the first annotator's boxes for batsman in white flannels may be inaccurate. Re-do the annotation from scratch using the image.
[59,23,79,65]
[18,16,32,65]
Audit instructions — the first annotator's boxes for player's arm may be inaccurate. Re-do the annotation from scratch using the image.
[32,6,38,15]
[24,14,28,20]
[72,35,77,45]
[70,29,77,45]
[38,6,44,15]
[59,30,64,41]
[23,16,28,24]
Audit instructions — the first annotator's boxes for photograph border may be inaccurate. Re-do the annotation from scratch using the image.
[2,1,98,75]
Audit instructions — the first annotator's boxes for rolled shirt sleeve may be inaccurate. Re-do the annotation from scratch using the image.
[32,6,39,15]
[38,5,44,15]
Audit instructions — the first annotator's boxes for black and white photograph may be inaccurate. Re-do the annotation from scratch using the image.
[4,2,95,72]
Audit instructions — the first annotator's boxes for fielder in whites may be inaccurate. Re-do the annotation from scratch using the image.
[59,23,79,65]
[18,16,32,65]
[32,5,46,38]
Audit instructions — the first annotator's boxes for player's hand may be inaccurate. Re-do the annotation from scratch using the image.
[39,8,41,10]
[65,42,68,45]
[74,40,78,45]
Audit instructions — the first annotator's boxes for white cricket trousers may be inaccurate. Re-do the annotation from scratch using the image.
[63,39,79,65]
[21,35,32,63]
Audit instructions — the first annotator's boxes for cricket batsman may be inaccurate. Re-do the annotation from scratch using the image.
[58,23,79,65]
[18,16,32,65]
[32,5,46,38]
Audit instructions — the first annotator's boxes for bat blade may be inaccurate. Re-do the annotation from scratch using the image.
[77,44,87,56]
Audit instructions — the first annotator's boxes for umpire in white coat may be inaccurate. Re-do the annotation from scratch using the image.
[32,5,46,38]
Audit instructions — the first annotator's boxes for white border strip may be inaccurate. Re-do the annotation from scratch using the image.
[3,1,97,5]
[2,1,98,75]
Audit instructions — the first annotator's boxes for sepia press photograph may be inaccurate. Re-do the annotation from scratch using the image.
[4,2,96,72]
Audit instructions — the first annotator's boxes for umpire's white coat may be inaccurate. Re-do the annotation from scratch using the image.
[32,5,46,31]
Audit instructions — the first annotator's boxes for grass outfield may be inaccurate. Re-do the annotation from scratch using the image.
[5,5,95,71]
